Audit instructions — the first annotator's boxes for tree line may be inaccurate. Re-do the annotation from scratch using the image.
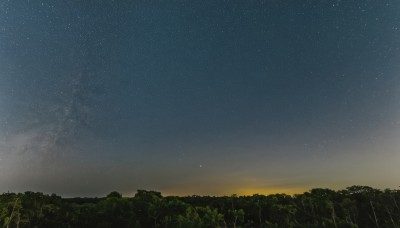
[1,186,400,227]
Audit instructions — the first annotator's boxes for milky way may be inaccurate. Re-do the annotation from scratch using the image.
[0,1,400,196]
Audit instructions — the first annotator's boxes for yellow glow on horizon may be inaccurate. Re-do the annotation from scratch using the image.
[158,186,309,197]
[233,186,308,196]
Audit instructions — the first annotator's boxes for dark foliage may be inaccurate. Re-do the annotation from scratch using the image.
[1,186,400,227]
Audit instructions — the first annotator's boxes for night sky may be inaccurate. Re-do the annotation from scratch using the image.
[1,0,400,197]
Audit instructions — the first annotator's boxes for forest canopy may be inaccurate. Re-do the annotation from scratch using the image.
[1,186,399,228]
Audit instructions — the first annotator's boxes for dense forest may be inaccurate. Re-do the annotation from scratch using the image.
[1,186,400,228]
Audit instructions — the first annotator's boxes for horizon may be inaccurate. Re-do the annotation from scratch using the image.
[2,184,398,198]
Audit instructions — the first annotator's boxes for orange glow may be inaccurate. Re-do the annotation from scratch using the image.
[230,186,308,196]
[158,186,309,197]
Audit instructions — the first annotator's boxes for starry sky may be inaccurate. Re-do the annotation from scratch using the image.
[0,0,400,197]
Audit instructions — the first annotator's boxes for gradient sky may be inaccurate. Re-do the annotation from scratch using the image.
[0,0,400,197]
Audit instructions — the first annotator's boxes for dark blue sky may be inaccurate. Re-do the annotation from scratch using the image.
[1,0,400,196]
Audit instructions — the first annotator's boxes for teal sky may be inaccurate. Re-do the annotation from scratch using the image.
[0,0,400,196]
